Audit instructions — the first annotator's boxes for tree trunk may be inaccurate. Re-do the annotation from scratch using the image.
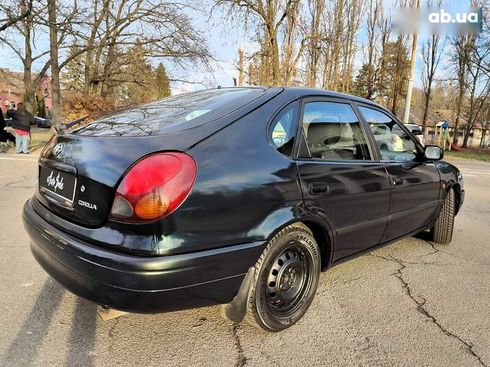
[480,129,487,147]
[421,91,431,133]
[268,27,280,86]
[48,0,61,129]
[391,36,404,115]
[453,86,465,145]
[22,0,34,113]
[307,0,323,88]
[462,122,472,148]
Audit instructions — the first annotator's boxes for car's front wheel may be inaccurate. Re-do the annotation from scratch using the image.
[431,188,455,244]
[246,223,321,331]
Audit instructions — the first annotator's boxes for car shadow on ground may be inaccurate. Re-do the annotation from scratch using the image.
[64,297,97,367]
[413,229,433,242]
[0,278,97,367]
[1,279,65,366]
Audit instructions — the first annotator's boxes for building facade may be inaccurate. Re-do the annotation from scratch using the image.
[0,68,52,115]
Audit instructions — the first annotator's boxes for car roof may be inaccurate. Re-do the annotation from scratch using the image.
[255,86,384,110]
[178,86,384,111]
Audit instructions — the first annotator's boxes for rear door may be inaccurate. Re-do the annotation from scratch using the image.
[356,104,440,241]
[295,98,391,260]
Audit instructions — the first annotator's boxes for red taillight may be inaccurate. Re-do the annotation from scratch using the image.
[110,152,197,223]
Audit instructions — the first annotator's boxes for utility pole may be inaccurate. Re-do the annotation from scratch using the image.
[238,46,244,86]
[403,0,421,124]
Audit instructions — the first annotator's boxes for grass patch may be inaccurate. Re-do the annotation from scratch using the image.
[30,127,54,151]
[444,148,490,162]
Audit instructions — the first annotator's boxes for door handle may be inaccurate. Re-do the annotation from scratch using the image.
[392,176,404,186]
[308,182,330,194]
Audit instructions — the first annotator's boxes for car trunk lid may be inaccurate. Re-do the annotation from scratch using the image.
[36,133,199,227]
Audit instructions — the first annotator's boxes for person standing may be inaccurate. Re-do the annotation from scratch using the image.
[8,103,34,154]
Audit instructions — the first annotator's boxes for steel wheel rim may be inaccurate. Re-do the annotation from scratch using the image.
[265,241,313,320]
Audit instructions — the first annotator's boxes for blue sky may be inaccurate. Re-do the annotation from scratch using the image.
[0,0,484,93]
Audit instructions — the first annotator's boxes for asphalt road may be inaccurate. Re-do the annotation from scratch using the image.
[0,154,489,367]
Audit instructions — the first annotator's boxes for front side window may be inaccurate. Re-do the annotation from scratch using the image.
[359,106,417,161]
[301,101,370,161]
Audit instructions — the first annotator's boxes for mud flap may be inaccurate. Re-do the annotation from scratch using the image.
[222,267,256,323]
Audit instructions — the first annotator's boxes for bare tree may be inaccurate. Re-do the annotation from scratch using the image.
[340,0,364,92]
[421,34,443,134]
[451,35,473,145]
[320,0,365,93]
[215,0,301,86]
[0,1,49,112]
[0,0,32,32]
[462,42,490,147]
[305,0,324,87]
[321,0,344,91]
[0,0,82,113]
[79,0,212,96]
[280,0,304,85]
[364,0,382,99]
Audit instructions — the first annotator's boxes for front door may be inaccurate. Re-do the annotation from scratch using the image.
[295,99,391,261]
[356,105,441,241]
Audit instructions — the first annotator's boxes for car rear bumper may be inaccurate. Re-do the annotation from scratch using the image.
[23,199,265,313]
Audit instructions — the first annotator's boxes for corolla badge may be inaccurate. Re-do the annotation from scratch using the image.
[78,200,97,211]
[46,171,64,192]
[53,143,64,156]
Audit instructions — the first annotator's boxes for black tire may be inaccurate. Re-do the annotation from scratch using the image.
[246,223,321,331]
[431,189,455,244]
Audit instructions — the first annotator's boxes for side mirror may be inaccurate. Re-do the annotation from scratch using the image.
[424,145,443,160]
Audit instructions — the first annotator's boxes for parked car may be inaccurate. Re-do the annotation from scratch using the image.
[23,87,464,331]
[400,123,425,145]
[34,116,52,129]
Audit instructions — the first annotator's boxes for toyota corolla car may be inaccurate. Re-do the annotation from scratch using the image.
[23,87,464,331]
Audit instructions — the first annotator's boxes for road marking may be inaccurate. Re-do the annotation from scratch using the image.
[0,157,38,162]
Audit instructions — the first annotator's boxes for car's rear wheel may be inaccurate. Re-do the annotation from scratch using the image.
[246,223,321,331]
[431,188,455,244]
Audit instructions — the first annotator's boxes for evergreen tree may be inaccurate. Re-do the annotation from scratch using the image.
[376,41,410,114]
[62,44,85,91]
[123,42,158,104]
[155,63,171,98]
[353,64,376,99]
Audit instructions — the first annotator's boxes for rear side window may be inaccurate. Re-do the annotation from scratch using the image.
[301,101,370,161]
[73,88,266,136]
[270,102,298,156]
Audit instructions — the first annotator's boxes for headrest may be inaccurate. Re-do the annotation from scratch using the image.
[307,123,342,146]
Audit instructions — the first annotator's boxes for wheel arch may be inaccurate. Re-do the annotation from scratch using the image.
[448,181,463,215]
[222,211,335,324]
[301,220,333,271]
[266,216,334,272]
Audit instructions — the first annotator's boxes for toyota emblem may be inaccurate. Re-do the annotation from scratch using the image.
[53,143,64,156]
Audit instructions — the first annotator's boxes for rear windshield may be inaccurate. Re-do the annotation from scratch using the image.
[72,88,266,136]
